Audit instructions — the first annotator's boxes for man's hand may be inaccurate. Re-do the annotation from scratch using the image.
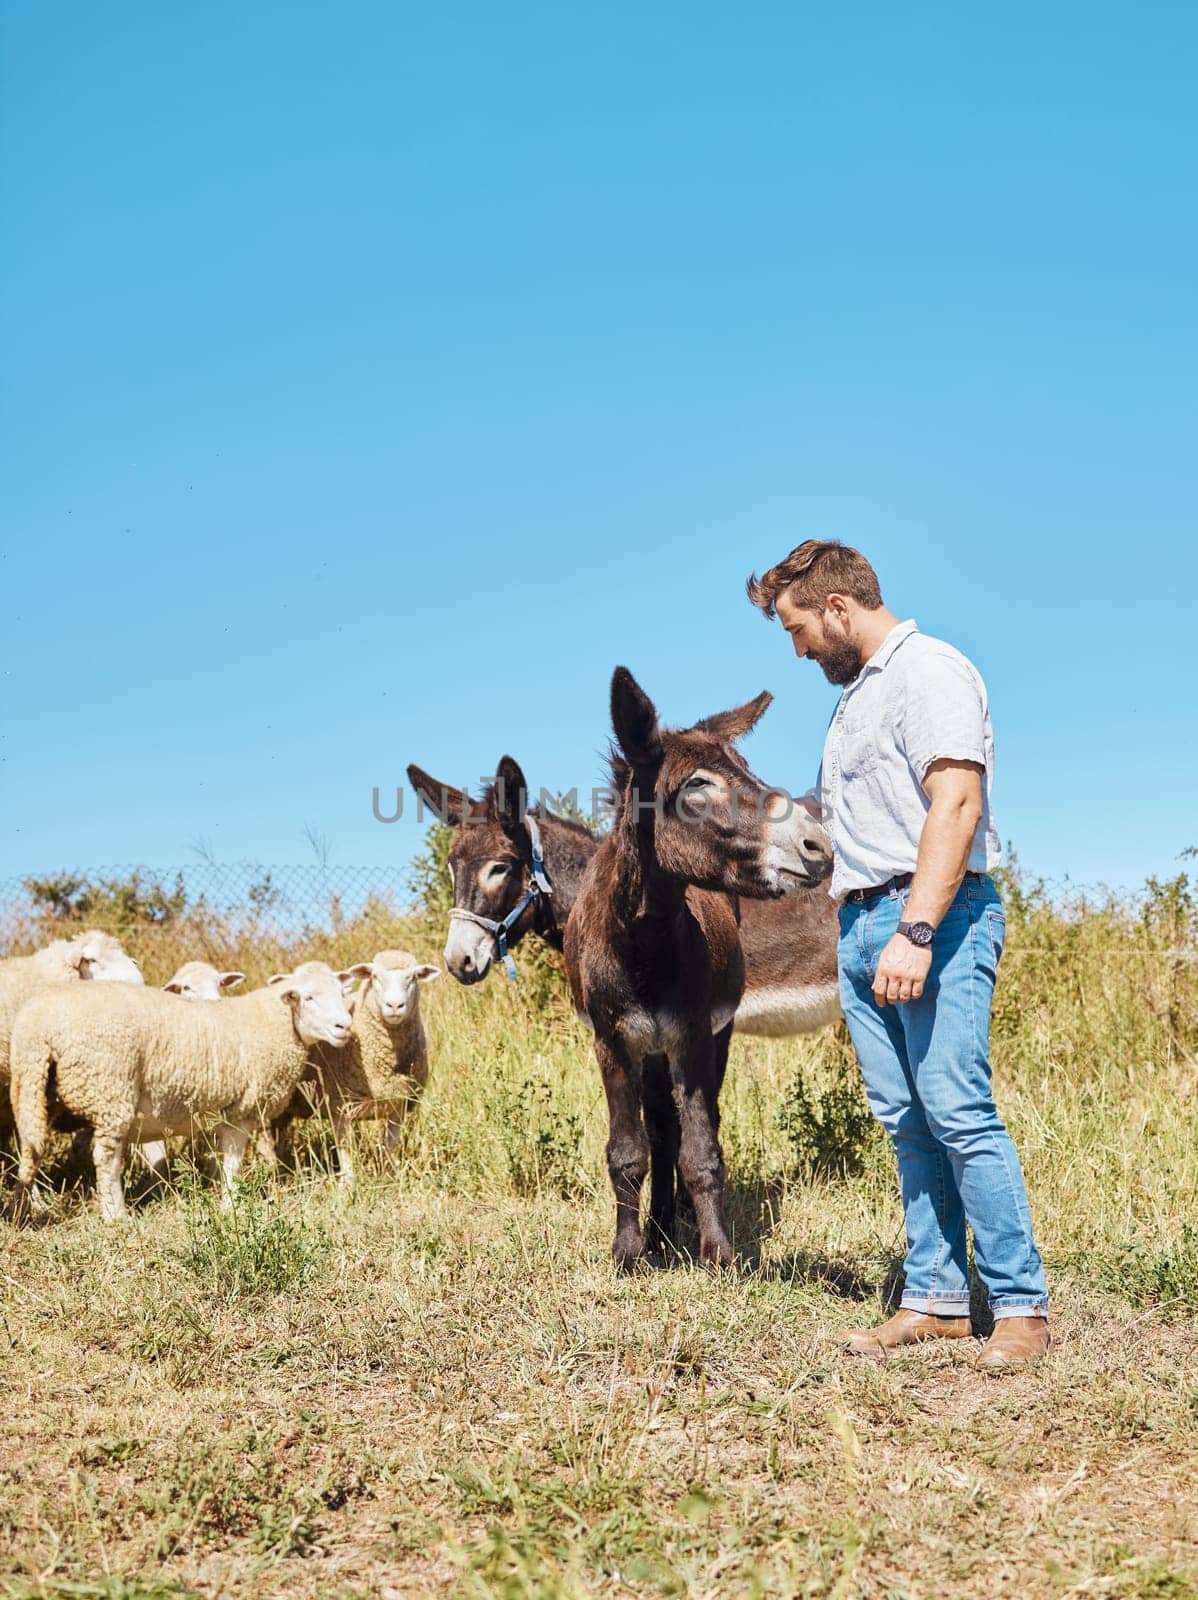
[872,934,933,1006]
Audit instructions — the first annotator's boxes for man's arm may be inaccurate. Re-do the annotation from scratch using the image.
[871,759,984,1007]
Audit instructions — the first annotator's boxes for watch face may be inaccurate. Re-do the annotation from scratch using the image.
[910,922,934,947]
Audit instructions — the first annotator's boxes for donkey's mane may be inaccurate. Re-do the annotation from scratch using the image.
[606,743,632,813]
[530,803,597,841]
[473,781,600,842]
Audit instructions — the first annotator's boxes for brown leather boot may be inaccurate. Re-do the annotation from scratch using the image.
[975,1316,1050,1373]
[835,1308,973,1356]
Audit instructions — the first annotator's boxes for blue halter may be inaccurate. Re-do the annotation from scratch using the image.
[448,812,554,980]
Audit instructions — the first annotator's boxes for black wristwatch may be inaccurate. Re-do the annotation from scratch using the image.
[896,920,935,948]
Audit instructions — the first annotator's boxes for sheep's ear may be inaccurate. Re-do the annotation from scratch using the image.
[414,964,441,983]
[337,963,373,991]
[274,982,301,1008]
[694,689,773,743]
[219,971,245,990]
[162,978,184,994]
[267,973,289,986]
[69,947,93,976]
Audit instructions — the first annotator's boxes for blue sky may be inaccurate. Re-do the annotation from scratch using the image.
[2,2,1195,891]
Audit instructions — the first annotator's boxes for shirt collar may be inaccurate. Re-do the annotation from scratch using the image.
[853,619,919,683]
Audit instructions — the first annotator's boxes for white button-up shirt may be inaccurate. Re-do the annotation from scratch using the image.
[818,620,1002,899]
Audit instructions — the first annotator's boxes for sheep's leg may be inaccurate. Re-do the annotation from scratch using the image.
[15,1124,47,1217]
[383,1116,405,1156]
[138,1139,170,1181]
[15,1164,48,1218]
[93,1132,129,1222]
[216,1123,250,1208]
[331,1106,356,1190]
[253,1125,278,1170]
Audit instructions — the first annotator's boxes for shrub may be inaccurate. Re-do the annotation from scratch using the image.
[777,1040,880,1180]
[1090,1227,1198,1317]
[171,1172,330,1303]
[409,823,454,919]
[495,1064,591,1200]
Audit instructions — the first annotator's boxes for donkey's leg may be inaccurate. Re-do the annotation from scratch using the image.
[671,1030,734,1270]
[678,1022,734,1207]
[642,1053,679,1256]
[595,1035,649,1272]
[709,1021,734,1134]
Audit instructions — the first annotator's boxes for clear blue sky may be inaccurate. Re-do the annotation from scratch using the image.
[2,2,1195,891]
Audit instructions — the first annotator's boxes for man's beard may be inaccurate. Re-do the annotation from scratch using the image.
[812,637,863,686]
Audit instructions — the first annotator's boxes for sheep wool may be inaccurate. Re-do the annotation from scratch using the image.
[11,960,357,1220]
[0,931,143,1137]
[290,949,439,1187]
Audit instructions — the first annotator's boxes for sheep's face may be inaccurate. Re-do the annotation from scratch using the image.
[163,962,245,1002]
[74,932,144,985]
[368,960,440,1028]
[271,961,360,1047]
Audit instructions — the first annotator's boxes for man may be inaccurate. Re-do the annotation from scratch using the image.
[747,539,1048,1371]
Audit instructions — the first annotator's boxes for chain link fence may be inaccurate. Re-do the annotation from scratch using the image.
[3,858,1195,994]
[0,865,435,988]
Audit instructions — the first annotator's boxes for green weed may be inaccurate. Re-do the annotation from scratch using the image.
[171,1172,330,1303]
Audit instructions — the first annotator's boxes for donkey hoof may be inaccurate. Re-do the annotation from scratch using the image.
[613,1238,646,1274]
[700,1238,736,1272]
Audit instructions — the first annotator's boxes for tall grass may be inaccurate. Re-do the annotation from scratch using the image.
[4,855,1197,1294]
[4,859,1198,1599]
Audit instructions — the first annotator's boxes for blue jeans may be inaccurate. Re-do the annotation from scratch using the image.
[838,875,1048,1319]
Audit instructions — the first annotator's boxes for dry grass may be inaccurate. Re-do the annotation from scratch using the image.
[2,868,1198,1598]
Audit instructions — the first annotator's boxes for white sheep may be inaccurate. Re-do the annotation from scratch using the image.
[11,960,364,1221]
[0,931,143,1139]
[161,961,246,1002]
[132,962,248,1176]
[277,949,439,1187]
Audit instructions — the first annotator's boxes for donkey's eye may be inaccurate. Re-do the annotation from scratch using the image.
[485,861,510,879]
[684,776,711,792]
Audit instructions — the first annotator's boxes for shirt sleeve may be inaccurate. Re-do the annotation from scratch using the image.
[896,650,988,784]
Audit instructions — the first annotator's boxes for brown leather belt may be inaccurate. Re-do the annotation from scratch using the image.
[844,870,984,905]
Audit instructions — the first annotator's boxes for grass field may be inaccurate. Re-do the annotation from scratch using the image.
[3,865,1198,1599]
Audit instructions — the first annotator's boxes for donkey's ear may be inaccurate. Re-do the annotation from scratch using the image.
[490,755,529,834]
[407,764,466,827]
[611,667,663,771]
[694,690,773,744]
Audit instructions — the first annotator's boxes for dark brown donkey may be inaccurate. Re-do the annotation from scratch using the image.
[408,773,840,1033]
[565,667,832,1271]
[405,755,597,976]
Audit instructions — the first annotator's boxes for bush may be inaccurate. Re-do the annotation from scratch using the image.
[409,823,455,919]
[1090,1227,1198,1317]
[24,869,188,932]
[172,1173,330,1304]
[777,1039,880,1180]
[495,1063,591,1200]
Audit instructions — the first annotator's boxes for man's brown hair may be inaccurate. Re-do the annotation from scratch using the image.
[745,539,883,620]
